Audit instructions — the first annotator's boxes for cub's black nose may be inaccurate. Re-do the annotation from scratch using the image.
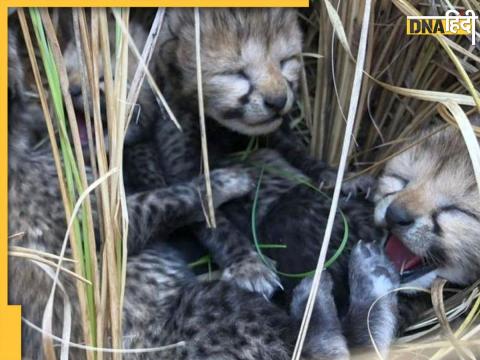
[385,203,415,227]
[264,94,287,112]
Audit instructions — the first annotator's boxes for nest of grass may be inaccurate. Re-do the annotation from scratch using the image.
[297,1,480,358]
[8,2,480,359]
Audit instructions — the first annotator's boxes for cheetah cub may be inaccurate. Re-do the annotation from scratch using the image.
[374,122,480,344]
[147,8,347,300]
[8,26,289,359]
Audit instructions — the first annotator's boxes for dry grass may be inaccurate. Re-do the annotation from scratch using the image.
[11,2,480,359]
[16,7,172,359]
[293,1,373,357]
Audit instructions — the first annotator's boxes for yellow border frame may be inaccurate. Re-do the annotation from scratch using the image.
[1,2,309,359]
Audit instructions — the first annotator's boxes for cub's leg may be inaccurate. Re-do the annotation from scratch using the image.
[124,245,292,360]
[290,273,349,360]
[344,241,399,357]
[123,141,166,193]
[126,167,254,254]
[194,213,281,299]
[193,149,305,299]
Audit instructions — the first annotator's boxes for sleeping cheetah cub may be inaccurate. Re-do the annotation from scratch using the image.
[148,8,357,300]
[285,122,480,357]
[9,26,310,359]
[376,125,480,288]
[374,123,480,343]
[156,8,301,136]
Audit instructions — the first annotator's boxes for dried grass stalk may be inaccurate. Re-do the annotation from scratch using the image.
[292,1,372,358]
[194,7,216,228]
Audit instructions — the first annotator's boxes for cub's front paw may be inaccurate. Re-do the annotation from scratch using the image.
[198,168,255,208]
[347,241,399,357]
[349,240,400,300]
[221,253,282,299]
[341,174,376,200]
[316,170,376,200]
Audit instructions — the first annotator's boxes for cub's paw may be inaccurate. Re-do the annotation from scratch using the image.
[341,174,376,200]
[316,171,376,200]
[291,272,335,319]
[221,253,282,299]
[349,241,400,300]
[292,274,350,360]
[198,168,255,208]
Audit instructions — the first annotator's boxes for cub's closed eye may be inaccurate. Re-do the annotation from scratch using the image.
[280,55,298,67]
[218,70,249,80]
[438,205,479,221]
[381,174,409,198]
[432,205,479,235]
[385,174,409,186]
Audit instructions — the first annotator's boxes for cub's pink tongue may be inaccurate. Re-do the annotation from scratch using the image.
[385,235,422,272]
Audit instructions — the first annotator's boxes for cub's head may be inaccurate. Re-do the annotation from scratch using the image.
[374,126,480,288]
[62,20,156,146]
[159,8,302,135]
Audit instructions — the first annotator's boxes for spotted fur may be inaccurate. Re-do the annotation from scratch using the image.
[148,9,371,302]
[8,100,260,358]
[140,8,394,356]
[8,28,312,360]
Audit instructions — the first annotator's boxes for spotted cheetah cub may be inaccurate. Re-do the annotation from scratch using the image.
[8,27,286,360]
[138,8,307,299]
[374,122,480,344]
[375,125,480,289]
